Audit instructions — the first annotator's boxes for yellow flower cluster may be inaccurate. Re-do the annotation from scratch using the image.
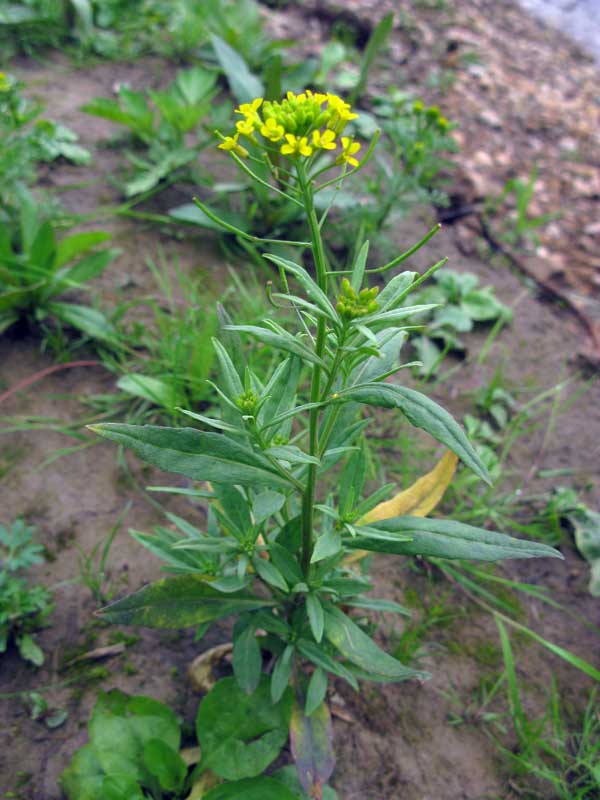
[218,90,362,166]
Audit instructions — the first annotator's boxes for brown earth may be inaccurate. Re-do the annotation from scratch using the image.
[1,3,599,800]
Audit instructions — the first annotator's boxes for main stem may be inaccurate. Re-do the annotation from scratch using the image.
[298,164,328,578]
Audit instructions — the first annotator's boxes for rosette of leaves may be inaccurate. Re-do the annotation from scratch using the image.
[81,65,219,197]
[406,269,512,375]
[61,681,335,799]
[0,519,52,666]
[89,89,561,797]
[0,191,119,343]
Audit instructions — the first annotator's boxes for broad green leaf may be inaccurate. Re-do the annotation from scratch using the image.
[60,744,105,800]
[348,516,564,561]
[271,644,294,703]
[89,691,179,783]
[210,34,264,104]
[100,776,144,800]
[290,700,335,798]
[54,232,111,269]
[169,202,249,233]
[197,677,291,780]
[48,302,116,342]
[56,248,118,289]
[342,383,491,485]
[142,739,186,793]
[233,624,262,694]
[116,374,178,408]
[89,424,291,489]
[324,606,428,682]
[567,508,600,596]
[305,668,328,717]
[17,633,44,666]
[213,484,252,539]
[98,575,275,628]
[203,777,298,800]
[360,451,458,523]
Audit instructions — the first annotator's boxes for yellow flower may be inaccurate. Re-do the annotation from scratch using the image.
[236,118,255,137]
[260,117,285,142]
[280,133,313,158]
[217,133,249,158]
[0,72,10,93]
[235,97,263,124]
[312,129,336,150]
[337,137,361,167]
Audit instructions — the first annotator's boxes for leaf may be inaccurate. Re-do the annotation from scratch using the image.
[54,231,111,269]
[89,690,180,783]
[89,424,291,489]
[271,644,294,703]
[253,490,286,524]
[142,738,187,793]
[269,543,303,585]
[233,624,262,694]
[361,451,458,523]
[98,575,275,628]
[306,593,325,643]
[324,606,428,682]
[60,744,105,800]
[348,516,564,562]
[253,557,288,592]
[116,374,178,408]
[264,254,338,321]
[17,633,44,666]
[196,677,291,780]
[210,34,264,104]
[290,700,335,798]
[342,383,491,485]
[169,202,249,233]
[296,639,359,692]
[203,777,298,800]
[311,529,342,564]
[225,325,325,367]
[48,302,116,342]
[305,668,328,717]
[568,508,600,597]
[273,766,339,800]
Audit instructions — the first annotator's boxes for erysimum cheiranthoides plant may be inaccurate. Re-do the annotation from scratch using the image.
[89,91,562,799]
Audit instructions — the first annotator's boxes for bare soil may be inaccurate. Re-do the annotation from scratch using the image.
[1,4,599,799]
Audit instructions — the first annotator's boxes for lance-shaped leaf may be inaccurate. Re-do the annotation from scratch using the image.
[324,606,428,682]
[341,383,491,485]
[196,677,291,780]
[97,576,275,628]
[361,451,458,523]
[88,424,291,489]
[290,700,335,799]
[224,325,325,367]
[347,516,564,561]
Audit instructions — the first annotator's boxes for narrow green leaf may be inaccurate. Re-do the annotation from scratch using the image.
[265,254,338,321]
[48,302,116,342]
[271,644,294,703]
[349,516,564,561]
[306,593,325,643]
[224,325,326,367]
[341,382,492,484]
[296,639,359,692]
[311,529,342,564]
[324,606,428,682]
[211,34,264,103]
[89,424,291,489]
[97,576,275,628]
[253,557,288,592]
[233,624,262,694]
[305,668,328,717]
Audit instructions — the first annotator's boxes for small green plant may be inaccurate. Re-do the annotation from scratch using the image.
[484,166,556,249]
[0,71,89,229]
[497,620,600,799]
[88,90,561,796]
[61,683,336,799]
[0,191,119,346]
[0,519,53,666]
[76,503,131,604]
[82,65,218,197]
[407,269,512,376]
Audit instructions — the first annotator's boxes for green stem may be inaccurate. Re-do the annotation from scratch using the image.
[297,164,328,578]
